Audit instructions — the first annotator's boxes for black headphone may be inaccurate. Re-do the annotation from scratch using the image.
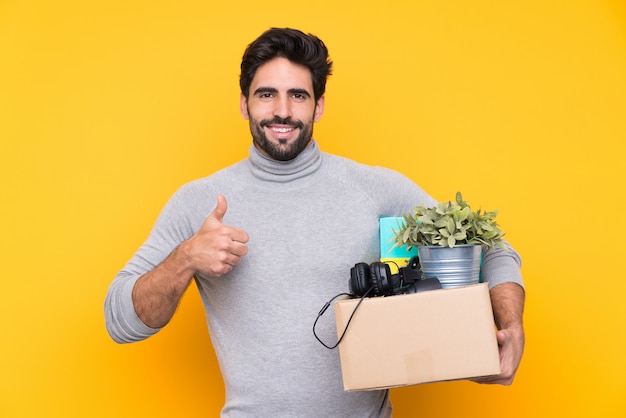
[314,256,442,349]
[349,256,441,296]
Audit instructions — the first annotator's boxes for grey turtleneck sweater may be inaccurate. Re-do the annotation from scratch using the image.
[104,141,522,417]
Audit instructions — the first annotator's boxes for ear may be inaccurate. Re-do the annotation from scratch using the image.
[313,95,325,122]
[240,94,249,120]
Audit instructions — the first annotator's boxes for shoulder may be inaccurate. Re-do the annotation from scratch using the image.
[175,161,247,196]
[323,153,408,183]
[159,161,248,219]
[321,153,437,212]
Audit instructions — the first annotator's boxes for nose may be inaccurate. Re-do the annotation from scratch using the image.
[273,96,292,119]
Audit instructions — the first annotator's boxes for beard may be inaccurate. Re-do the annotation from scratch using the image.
[249,114,315,162]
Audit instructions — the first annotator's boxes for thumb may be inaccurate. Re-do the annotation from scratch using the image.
[209,195,227,223]
[496,329,507,346]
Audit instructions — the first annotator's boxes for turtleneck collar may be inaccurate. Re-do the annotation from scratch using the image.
[247,140,323,183]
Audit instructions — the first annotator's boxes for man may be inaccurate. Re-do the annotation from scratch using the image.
[105,27,525,417]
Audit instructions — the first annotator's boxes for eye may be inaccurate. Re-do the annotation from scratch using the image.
[259,92,274,99]
[292,93,306,101]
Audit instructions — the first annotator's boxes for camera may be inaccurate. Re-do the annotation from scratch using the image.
[349,256,441,297]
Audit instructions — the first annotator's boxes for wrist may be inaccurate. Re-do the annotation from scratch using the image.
[500,321,524,333]
[173,240,198,279]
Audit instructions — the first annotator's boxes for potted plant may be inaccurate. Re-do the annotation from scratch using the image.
[393,192,507,288]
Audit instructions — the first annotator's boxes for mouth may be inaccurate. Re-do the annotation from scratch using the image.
[265,125,299,143]
[268,126,296,134]
[261,118,302,142]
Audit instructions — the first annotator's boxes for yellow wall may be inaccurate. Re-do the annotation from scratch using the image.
[1,1,625,417]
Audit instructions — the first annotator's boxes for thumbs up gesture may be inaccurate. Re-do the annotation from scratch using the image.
[184,195,249,277]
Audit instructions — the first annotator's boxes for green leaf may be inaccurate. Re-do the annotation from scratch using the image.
[434,218,447,228]
[403,228,411,243]
[458,206,471,222]
[446,217,455,233]
[390,192,507,249]
[454,231,467,240]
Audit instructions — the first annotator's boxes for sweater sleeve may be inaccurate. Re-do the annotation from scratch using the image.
[104,273,162,343]
[103,181,210,343]
[480,239,524,289]
[351,161,524,289]
[375,167,524,289]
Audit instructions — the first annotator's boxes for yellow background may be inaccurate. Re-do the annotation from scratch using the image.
[1,1,625,417]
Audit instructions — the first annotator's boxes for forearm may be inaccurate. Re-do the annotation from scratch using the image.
[132,243,197,328]
[105,195,247,342]
[490,282,525,330]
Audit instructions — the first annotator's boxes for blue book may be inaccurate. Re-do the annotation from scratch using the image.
[379,217,418,271]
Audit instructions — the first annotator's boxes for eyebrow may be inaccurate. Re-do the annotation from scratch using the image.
[253,87,312,98]
[288,88,312,98]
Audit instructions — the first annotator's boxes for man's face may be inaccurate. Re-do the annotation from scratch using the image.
[240,57,325,161]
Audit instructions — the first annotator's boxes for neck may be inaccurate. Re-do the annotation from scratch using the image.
[248,140,322,183]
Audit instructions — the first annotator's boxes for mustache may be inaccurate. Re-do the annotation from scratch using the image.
[260,117,304,129]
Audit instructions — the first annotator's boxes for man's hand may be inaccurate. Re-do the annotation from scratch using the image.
[133,195,249,328]
[472,282,525,386]
[473,322,525,385]
[181,195,249,277]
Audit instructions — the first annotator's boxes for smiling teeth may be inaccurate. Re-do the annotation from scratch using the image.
[272,127,294,133]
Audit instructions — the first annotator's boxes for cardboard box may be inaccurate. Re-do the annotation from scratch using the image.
[334,283,500,391]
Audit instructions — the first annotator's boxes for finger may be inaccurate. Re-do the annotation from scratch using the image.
[218,246,247,269]
[208,195,228,223]
[470,375,498,384]
[472,374,510,385]
[470,331,511,385]
[496,329,507,345]
[230,228,249,244]
[229,239,249,257]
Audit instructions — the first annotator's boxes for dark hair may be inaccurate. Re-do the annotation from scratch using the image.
[240,27,333,101]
